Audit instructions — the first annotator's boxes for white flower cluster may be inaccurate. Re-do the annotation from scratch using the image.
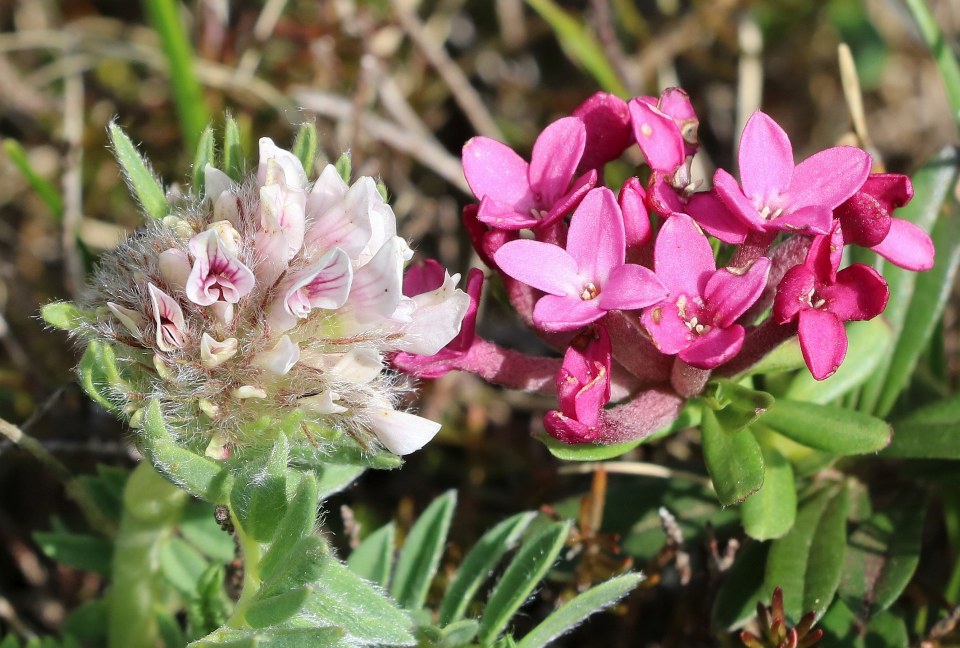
[79,139,469,458]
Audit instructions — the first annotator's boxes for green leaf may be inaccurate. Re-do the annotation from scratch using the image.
[75,464,128,525]
[314,464,367,499]
[904,0,960,130]
[438,512,535,625]
[704,379,775,434]
[223,116,244,182]
[4,139,63,219]
[859,147,960,414]
[257,535,329,599]
[762,484,848,623]
[712,540,771,630]
[188,564,232,637]
[192,126,216,196]
[438,619,479,647]
[33,531,113,574]
[516,572,643,648]
[524,0,629,97]
[190,626,348,647]
[347,522,395,589]
[63,600,108,646]
[291,123,319,176]
[259,473,319,582]
[180,503,237,563]
[108,123,169,219]
[40,301,92,331]
[740,444,796,540]
[140,400,233,502]
[785,318,892,404]
[735,336,805,378]
[876,194,960,416]
[78,340,125,412]
[245,587,311,628]
[536,434,645,461]
[478,520,572,645]
[700,408,764,505]
[390,490,456,610]
[762,399,891,455]
[839,494,926,619]
[157,610,187,648]
[142,0,210,151]
[884,393,960,458]
[334,152,351,183]
[229,435,289,543]
[864,609,909,647]
[159,537,209,597]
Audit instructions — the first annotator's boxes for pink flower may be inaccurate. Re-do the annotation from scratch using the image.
[835,173,934,271]
[629,88,699,187]
[266,248,353,333]
[773,224,889,380]
[713,111,872,236]
[543,327,612,443]
[647,174,750,244]
[185,229,255,307]
[147,283,187,352]
[493,187,667,332]
[462,117,597,230]
[641,214,770,369]
[572,92,633,172]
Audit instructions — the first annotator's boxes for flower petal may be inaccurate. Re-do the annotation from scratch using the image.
[533,294,604,331]
[368,406,441,455]
[528,117,587,205]
[476,196,539,230]
[872,217,935,271]
[824,264,889,321]
[787,146,872,210]
[200,333,238,369]
[713,168,766,231]
[148,283,187,351]
[462,136,533,208]
[798,308,847,380]
[654,213,716,297]
[600,264,668,310]
[306,164,349,217]
[567,187,625,283]
[304,173,374,259]
[618,177,653,249]
[704,257,770,328]
[772,204,833,236]
[738,111,794,200]
[640,299,694,356]
[257,137,308,189]
[679,324,744,369]
[252,335,301,375]
[686,190,750,244]
[629,99,685,174]
[772,263,816,324]
[493,240,580,296]
[344,236,405,323]
[107,302,146,338]
[187,229,256,305]
[543,410,599,443]
[572,92,633,171]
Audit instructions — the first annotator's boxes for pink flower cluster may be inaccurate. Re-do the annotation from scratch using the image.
[393,90,934,445]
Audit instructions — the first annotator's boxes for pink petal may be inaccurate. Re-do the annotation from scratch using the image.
[738,111,794,201]
[462,136,533,208]
[572,92,633,170]
[798,309,847,380]
[640,300,694,356]
[686,190,750,244]
[787,146,872,210]
[158,248,191,292]
[493,240,580,296]
[557,328,611,426]
[403,259,447,296]
[541,169,597,228]
[647,174,687,215]
[825,264,889,321]
[528,117,587,206]
[679,324,744,369]
[476,196,539,230]
[654,213,716,297]
[872,218,935,271]
[713,168,766,231]
[771,204,834,235]
[659,88,697,121]
[345,237,405,323]
[567,187,624,283]
[600,264,668,310]
[304,178,375,259]
[773,263,816,324]
[543,410,599,443]
[704,257,771,328]
[618,177,653,248]
[186,229,256,306]
[148,283,186,352]
[257,138,308,189]
[295,248,354,310]
[629,99,685,175]
[836,189,892,247]
[532,295,604,331]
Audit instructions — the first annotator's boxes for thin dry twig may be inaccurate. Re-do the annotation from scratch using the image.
[559,461,713,488]
[61,48,85,298]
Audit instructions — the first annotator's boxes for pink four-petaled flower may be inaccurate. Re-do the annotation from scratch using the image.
[641,214,770,369]
[493,187,668,332]
[543,327,612,443]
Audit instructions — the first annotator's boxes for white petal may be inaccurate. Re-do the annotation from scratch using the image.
[158,248,191,291]
[368,406,441,455]
[258,137,308,189]
[252,335,301,375]
[307,164,349,216]
[200,333,238,368]
[299,390,348,415]
[344,236,405,323]
[206,220,243,255]
[330,348,383,384]
[232,385,267,399]
[107,302,146,338]
[391,272,470,355]
[204,165,234,200]
[305,173,374,260]
[214,190,240,226]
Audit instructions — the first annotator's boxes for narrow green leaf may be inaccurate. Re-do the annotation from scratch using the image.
[516,572,643,648]
[229,435,289,543]
[864,609,910,647]
[192,126,216,196]
[159,536,209,597]
[334,152,351,183]
[259,473,319,582]
[802,485,849,622]
[839,495,926,619]
[700,408,764,506]
[223,116,244,182]
[859,147,959,414]
[245,587,311,629]
[78,341,125,412]
[347,522,395,589]
[478,520,572,645]
[438,512,535,625]
[904,0,960,130]
[438,619,479,647]
[292,123,319,176]
[314,464,367,499]
[257,535,329,599]
[75,465,128,526]
[785,318,892,404]
[391,490,456,609]
[63,600,108,646]
[33,531,113,574]
[179,503,236,563]
[4,139,63,219]
[740,444,796,540]
[157,610,186,648]
[537,434,643,462]
[189,626,347,648]
[711,540,771,630]
[525,0,629,97]
[884,420,960,458]
[190,564,232,636]
[735,336,805,378]
[108,123,169,219]
[140,400,233,502]
[762,399,891,455]
[142,0,210,151]
[704,380,775,434]
[875,195,960,416]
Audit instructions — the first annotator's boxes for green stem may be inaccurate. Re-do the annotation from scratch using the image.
[108,461,188,648]
[224,515,264,629]
[904,0,960,133]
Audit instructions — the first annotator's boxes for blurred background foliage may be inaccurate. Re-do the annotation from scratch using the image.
[0,0,958,645]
